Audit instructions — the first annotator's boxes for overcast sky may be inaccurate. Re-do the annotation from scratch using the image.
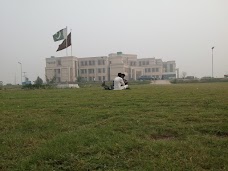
[0,0,227,84]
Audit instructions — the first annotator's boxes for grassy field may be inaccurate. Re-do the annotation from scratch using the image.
[0,83,228,171]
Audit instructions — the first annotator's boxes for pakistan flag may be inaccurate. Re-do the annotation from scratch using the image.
[53,28,67,42]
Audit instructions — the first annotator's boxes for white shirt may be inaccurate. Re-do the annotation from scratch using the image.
[113,76,125,90]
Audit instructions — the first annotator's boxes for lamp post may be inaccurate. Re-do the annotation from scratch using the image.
[211,47,214,78]
[18,62,22,85]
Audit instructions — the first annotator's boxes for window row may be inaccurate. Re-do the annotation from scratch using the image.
[80,60,95,66]
[81,69,94,74]
[98,60,105,65]
[80,60,105,66]
[98,68,106,73]
[163,64,174,72]
[145,68,160,73]
[130,61,136,66]
[98,76,106,81]
[80,68,106,74]
[139,61,149,66]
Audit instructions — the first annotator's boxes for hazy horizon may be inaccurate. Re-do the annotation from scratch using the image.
[0,0,228,84]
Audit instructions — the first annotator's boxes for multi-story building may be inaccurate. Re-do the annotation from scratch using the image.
[78,56,109,82]
[45,52,177,83]
[46,56,78,83]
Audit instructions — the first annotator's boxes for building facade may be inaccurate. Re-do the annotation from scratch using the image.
[45,52,177,83]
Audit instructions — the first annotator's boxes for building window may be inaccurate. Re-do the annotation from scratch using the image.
[139,61,141,66]
[57,60,61,65]
[146,61,149,65]
[85,61,87,66]
[156,60,161,65]
[98,60,104,65]
[163,64,167,72]
[145,68,151,73]
[88,69,94,74]
[156,68,159,72]
[80,69,87,74]
[130,61,136,66]
[143,61,145,65]
[103,76,105,81]
[170,64,174,72]
[98,68,105,73]
[54,69,61,76]
[98,76,102,81]
[152,68,155,72]
[47,61,55,65]
[81,61,84,66]
[89,60,95,65]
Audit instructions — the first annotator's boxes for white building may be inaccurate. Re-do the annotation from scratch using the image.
[45,52,177,83]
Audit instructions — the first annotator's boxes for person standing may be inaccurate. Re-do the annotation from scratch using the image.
[113,73,128,90]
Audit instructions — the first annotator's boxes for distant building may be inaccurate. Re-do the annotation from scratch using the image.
[45,52,177,83]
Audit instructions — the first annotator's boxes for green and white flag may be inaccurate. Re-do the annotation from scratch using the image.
[53,28,67,42]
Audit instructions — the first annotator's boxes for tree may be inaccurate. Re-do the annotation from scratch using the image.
[34,76,43,85]
[77,76,83,82]
[45,75,49,84]
[181,72,187,79]
[49,76,56,84]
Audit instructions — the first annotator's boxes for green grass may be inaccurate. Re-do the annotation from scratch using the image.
[0,83,228,170]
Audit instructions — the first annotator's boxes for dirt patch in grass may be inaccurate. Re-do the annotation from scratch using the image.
[216,131,228,138]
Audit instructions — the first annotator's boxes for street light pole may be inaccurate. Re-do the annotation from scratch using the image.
[18,62,22,85]
[211,47,214,78]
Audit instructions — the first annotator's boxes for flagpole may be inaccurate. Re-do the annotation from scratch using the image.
[66,26,68,56]
[70,29,72,56]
